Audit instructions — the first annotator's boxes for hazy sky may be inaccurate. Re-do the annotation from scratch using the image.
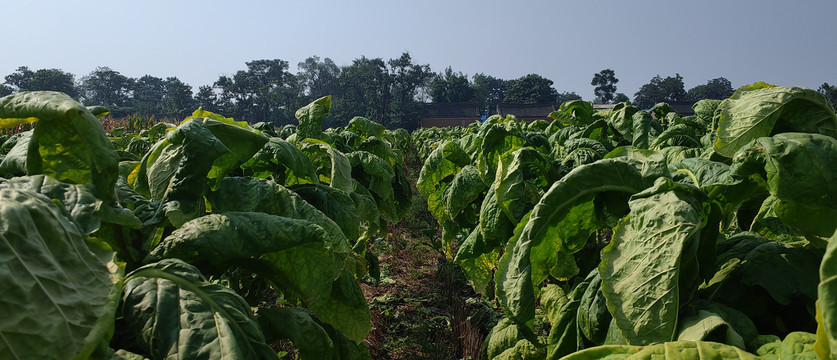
[4,0,836,100]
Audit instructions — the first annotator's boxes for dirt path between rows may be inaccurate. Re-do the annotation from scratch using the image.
[359,157,498,360]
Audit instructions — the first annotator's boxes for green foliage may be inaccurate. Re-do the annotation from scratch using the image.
[591,69,619,104]
[5,66,79,98]
[504,74,559,104]
[817,229,837,359]
[0,187,122,359]
[688,77,735,101]
[0,93,410,359]
[600,178,714,345]
[0,91,119,200]
[122,259,276,359]
[820,82,837,110]
[714,83,837,157]
[429,66,475,103]
[633,74,687,109]
[414,83,837,360]
[4,80,837,360]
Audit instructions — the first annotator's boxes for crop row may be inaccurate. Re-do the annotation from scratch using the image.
[414,83,837,359]
[0,92,412,359]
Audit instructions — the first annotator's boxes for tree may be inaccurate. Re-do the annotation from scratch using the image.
[213,59,302,124]
[131,75,166,116]
[387,52,433,130]
[161,77,196,119]
[5,66,79,98]
[818,82,837,110]
[555,91,582,107]
[195,85,222,114]
[613,93,630,103]
[472,73,509,113]
[503,74,559,104]
[429,67,474,103]
[297,56,341,101]
[633,74,686,109]
[0,84,11,97]
[334,56,392,126]
[80,67,134,115]
[687,77,734,101]
[591,69,619,103]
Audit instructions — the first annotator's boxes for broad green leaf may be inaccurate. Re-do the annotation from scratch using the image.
[299,139,353,192]
[496,158,664,325]
[0,131,31,177]
[303,269,371,344]
[205,177,349,257]
[346,151,393,200]
[651,123,702,149]
[561,138,608,168]
[557,344,639,359]
[599,178,708,345]
[563,341,759,359]
[255,307,335,359]
[139,122,174,144]
[203,178,367,340]
[349,181,381,240]
[347,150,407,221]
[416,140,471,222]
[651,102,678,120]
[134,119,230,227]
[345,116,386,139]
[149,212,332,264]
[692,99,722,128]
[608,102,640,139]
[258,306,372,360]
[557,100,596,126]
[631,111,663,150]
[122,259,275,359]
[358,136,400,166]
[716,234,820,306]
[669,158,739,190]
[390,166,413,222]
[0,188,122,359]
[264,241,371,342]
[577,269,611,345]
[454,227,500,296]
[86,105,110,118]
[241,137,319,184]
[483,319,545,360]
[1,174,102,234]
[730,133,837,238]
[479,185,515,247]
[296,96,331,141]
[544,271,592,359]
[182,108,240,126]
[714,85,837,157]
[685,300,759,349]
[577,119,613,148]
[756,332,818,359]
[677,310,746,349]
[445,164,485,221]
[292,183,360,244]
[540,284,567,327]
[476,125,527,185]
[200,119,268,190]
[817,229,837,358]
[106,349,148,360]
[495,212,544,326]
[0,91,119,200]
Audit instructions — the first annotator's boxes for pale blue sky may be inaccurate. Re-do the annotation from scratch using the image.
[3,0,836,100]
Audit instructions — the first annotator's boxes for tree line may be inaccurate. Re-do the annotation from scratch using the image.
[2,54,835,130]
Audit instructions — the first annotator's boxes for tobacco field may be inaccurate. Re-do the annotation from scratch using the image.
[2,82,837,359]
